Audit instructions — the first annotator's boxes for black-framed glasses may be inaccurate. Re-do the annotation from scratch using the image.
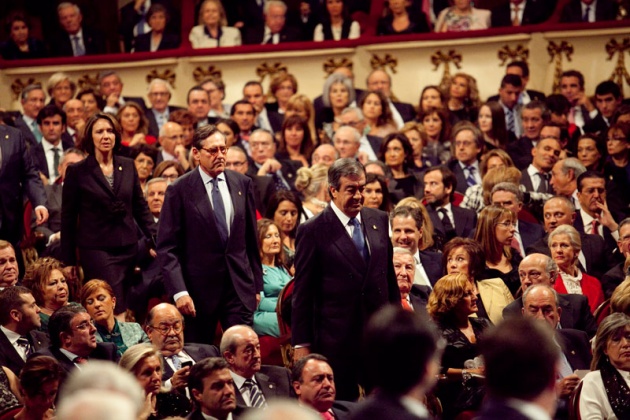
[149,322,184,336]
[199,146,228,156]
[74,319,96,331]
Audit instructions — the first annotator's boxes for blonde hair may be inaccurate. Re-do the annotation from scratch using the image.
[198,0,227,26]
[396,197,435,250]
[46,72,76,98]
[482,166,522,206]
[295,164,328,200]
[427,273,471,321]
[286,93,316,141]
[611,277,630,315]
[474,205,516,264]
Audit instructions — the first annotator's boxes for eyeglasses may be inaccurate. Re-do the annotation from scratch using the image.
[149,322,183,336]
[199,146,228,156]
[496,221,517,228]
[74,319,96,331]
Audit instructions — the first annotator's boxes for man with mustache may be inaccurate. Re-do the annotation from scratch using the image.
[144,303,220,391]
[188,357,245,420]
[220,325,292,409]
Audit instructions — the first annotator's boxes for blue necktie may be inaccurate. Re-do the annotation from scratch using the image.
[506,109,515,134]
[466,166,477,187]
[349,217,369,261]
[582,6,591,22]
[211,178,229,245]
[72,35,85,56]
[243,379,267,408]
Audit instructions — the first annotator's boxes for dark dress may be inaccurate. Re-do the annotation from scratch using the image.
[436,316,490,419]
[0,38,47,59]
[377,9,430,35]
[482,249,522,297]
[149,391,191,419]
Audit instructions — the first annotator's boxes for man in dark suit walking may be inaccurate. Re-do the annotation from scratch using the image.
[221,325,292,408]
[292,158,399,400]
[0,286,49,375]
[157,125,263,345]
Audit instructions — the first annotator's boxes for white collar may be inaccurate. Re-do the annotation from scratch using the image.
[505,398,552,420]
[400,396,430,418]
[0,325,21,345]
[229,370,256,391]
[198,166,226,185]
[458,159,479,171]
[330,200,362,227]
[42,138,61,152]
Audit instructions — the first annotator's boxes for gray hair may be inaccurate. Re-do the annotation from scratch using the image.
[618,217,630,235]
[98,70,120,85]
[147,78,173,96]
[491,182,523,203]
[21,84,44,101]
[548,224,581,253]
[522,284,560,308]
[119,344,163,385]
[57,390,139,420]
[591,313,630,370]
[333,125,360,144]
[558,158,587,179]
[322,73,355,108]
[338,106,364,122]
[57,2,81,15]
[328,158,365,191]
[393,247,414,257]
[542,254,559,279]
[264,0,287,14]
[544,195,575,213]
[144,177,167,197]
[241,400,321,420]
[46,72,76,97]
[219,325,256,355]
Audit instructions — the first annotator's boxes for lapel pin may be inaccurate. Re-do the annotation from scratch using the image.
[288,173,293,178]
[118,166,122,171]
[238,191,242,196]
[4,135,8,139]
[372,225,377,230]
[571,350,575,355]
[269,384,275,389]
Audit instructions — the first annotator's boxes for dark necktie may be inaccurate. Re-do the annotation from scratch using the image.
[465,166,477,187]
[438,208,455,237]
[272,172,289,192]
[506,109,515,133]
[349,217,369,261]
[583,6,591,22]
[52,147,61,178]
[536,172,549,193]
[266,34,275,45]
[242,379,267,408]
[16,336,32,358]
[72,35,85,56]
[211,178,229,245]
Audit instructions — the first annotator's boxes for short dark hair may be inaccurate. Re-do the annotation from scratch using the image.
[188,357,229,398]
[187,85,208,104]
[561,70,585,90]
[0,286,32,325]
[48,305,87,349]
[390,206,424,231]
[379,133,414,172]
[36,105,67,126]
[442,238,486,280]
[291,353,329,383]
[523,100,550,122]
[19,356,62,398]
[215,118,240,137]
[480,317,559,401]
[576,170,606,192]
[506,61,530,78]
[362,305,441,395]
[328,158,365,192]
[146,3,169,22]
[230,99,255,116]
[192,124,224,150]
[500,74,522,88]
[424,166,457,201]
[264,191,304,240]
[128,143,158,165]
[595,80,621,99]
[545,94,571,116]
[80,113,122,155]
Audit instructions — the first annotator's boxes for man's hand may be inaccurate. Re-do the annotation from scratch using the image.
[175,295,196,317]
[171,366,191,389]
[35,207,49,225]
[595,201,618,232]
[293,346,310,362]
[556,374,580,397]
[106,93,120,108]
[257,158,282,176]
[256,293,261,307]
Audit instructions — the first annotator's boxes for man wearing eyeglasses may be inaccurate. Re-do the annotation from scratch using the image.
[226,146,273,215]
[34,305,118,379]
[144,303,220,391]
[502,253,597,338]
[157,125,263,346]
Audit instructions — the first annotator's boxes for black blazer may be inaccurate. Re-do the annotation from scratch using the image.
[13,115,38,149]
[233,365,293,408]
[133,31,180,52]
[247,174,274,215]
[292,205,399,399]
[241,24,301,45]
[60,154,156,265]
[51,26,106,57]
[30,139,75,180]
[601,262,625,298]
[447,159,472,194]
[518,220,545,251]
[557,329,592,370]
[503,293,598,338]
[33,343,118,381]
[0,329,49,375]
[418,250,443,285]
[409,284,431,315]
[161,343,220,380]
[145,106,185,138]
[349,392,430,420]
[507,136,536,170]
[427,205,477,239]
[34,183,63,241]
[573,211,620,261]
[491,0,552,27]
[520,167,553,193]
[560,0,618,22]
[476,400,531,420]
[392,101,416,123]
[157,169,263,324]
[0,125,47,245]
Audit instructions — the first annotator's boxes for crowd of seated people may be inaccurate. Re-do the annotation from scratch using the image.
[1,4,630,415]
[0,0,628,60]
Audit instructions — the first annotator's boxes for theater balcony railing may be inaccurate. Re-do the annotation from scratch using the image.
[1,20,628,111]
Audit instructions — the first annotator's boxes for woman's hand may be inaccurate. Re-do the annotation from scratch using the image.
[129,133,147,147]
[139,391,156,420]
[556,374,580,397]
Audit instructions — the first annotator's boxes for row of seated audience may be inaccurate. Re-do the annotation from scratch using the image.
[0,52,630,418]
[1,0,629,59]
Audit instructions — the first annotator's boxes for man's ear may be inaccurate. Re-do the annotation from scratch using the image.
[191,388,202,404]
[9,309,21,324]
[223,351,235,365]
[292,381,301,396]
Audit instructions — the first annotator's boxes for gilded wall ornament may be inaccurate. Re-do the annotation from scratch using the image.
[547,41,573,93]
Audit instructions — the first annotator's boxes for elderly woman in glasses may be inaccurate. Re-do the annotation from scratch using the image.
[80,279,149,357]
[550,224,605,314]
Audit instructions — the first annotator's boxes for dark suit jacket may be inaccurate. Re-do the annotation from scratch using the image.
[366,134,383,157]
[133,31,180,53]
[418,250,443,285]
[560,0,618,22]
[161,343,221,380]
[602,262,625,298]
[51,26,106,57]
[526,231,611,281]
[519,220,545,251]
[14,114,38,149]
[487,90,546,104]
[0,329,49,375]
[427,205,477,240]
[241,24,301,45]
[233,365,293,408]
[557,329,591,370]
[33,343,118,381]
[60,154,156,265]
[476,399,531,420]
[520,167,553,194]
[292,205,399,399]
[409,284,431,315]
[31,139,74,180]
[349,392,429,420]
[34,182,62,241]
[0,125,47,245]
[392,101,416,123]
[248,174,274,215]
[187,406,248,420]
[447,159,474,195]
[503,293,598,337]
[507,136,536,170]
[491,0,552,26]
[157,168,263,341]
[145,106,184,138]
[573,211,620,262]
[119,0,179,52]
[583,113,609,137]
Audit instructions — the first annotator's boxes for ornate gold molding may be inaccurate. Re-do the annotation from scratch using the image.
[322,58,353,77]
[605,38,630,94]
[370,53,398,74]
[256,62,288,83]
[11,78,37,100]
[193,65,222,83]
[146,69,176,88]
[497,44,529,66]
[431,50,462,92]
[77,73,100,91]
[547,41,573,93]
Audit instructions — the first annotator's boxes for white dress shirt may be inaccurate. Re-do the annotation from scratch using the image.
[0,326,27,361]
[230,371,261,407]
[413,251,432,288]
[42,139,62,184]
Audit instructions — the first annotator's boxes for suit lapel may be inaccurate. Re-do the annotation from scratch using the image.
[362,209,383,272]
[188,170,217,235]
[0,126,11,176]
[559,296,575,329]
[112,156,123,196]
[225,170,243,233]
[0,330,25,372]
[255,372,276,399]
[87,156,116,198]
[324,207,366,270]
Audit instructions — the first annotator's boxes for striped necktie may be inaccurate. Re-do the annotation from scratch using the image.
[242,379,267,408]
